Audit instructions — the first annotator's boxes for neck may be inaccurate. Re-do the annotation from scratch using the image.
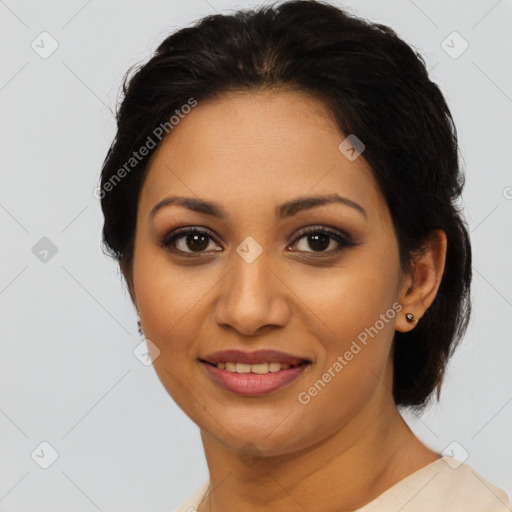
[197,384,438,512]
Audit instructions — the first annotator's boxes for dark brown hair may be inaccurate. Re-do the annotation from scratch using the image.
[99,0,472,412]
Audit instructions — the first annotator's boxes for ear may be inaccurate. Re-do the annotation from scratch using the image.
[395,229,447,333]
[120,258,137,308]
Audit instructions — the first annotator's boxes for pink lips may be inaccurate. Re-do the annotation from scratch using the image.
[201,349,308,366]
[199,349,311,396]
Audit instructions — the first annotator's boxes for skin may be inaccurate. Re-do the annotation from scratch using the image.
[121,89,447,511]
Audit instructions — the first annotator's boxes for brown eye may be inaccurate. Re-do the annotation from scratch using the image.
[160,228,222,254]
[289,226,356,254]
[300,233,332,252]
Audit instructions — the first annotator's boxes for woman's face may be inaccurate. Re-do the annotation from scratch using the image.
[128,90,411,456]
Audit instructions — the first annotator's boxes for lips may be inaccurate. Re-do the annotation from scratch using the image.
[200,349,310,366]
[199,349,312,396]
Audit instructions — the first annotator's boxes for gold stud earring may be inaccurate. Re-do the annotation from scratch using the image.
[405,312,419,326]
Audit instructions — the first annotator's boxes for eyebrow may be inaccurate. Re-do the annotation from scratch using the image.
[149,193,367,221]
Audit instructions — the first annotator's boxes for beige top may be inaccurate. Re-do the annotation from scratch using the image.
[173,456,511,511]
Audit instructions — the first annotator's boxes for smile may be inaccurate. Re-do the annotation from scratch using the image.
[212,361,296,373]
[199,349,312,396]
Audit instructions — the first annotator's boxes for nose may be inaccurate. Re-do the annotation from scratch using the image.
[213,249,291,337]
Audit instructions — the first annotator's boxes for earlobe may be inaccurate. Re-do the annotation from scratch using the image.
[396,229,447,333]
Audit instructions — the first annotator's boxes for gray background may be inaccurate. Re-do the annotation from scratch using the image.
[1,0,511,510]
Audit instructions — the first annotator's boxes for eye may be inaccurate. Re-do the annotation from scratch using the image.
[159,225,357,257]
[289,226,356,254]
[159,227,222,255]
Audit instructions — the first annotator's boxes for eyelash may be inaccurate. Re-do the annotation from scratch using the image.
[159,225,357,257]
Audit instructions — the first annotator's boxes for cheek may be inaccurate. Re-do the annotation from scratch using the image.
[132,246,219,416]
[289,249,399,414]
[136,278,208,424]
[133,240,212,340]
[293,317,396,448]
[290,249,400,346]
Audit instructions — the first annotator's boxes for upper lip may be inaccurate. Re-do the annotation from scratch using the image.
[200,349,311,366]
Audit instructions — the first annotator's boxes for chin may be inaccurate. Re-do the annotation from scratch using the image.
[201,411,314,457]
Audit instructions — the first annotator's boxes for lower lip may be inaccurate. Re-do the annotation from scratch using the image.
[200,362,310,396]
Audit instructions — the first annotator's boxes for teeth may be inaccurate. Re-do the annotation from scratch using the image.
[269,362,283,372]
[216,361,295,373]
[251,363,269,374]
[236,363,251,373]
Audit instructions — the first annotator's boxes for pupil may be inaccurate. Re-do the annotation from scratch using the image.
[187,233,209,251]
[309,233,330,251]
[184,233,331,252]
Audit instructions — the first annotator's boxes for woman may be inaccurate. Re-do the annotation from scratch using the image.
[98,1,510,510]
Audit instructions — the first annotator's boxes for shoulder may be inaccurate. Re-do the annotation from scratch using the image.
[173,479,209,512]
[358,456,511,512]
[427,457,511,511]
[171,459,511,512]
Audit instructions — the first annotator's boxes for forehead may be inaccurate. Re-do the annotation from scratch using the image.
[139,90,385,223]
